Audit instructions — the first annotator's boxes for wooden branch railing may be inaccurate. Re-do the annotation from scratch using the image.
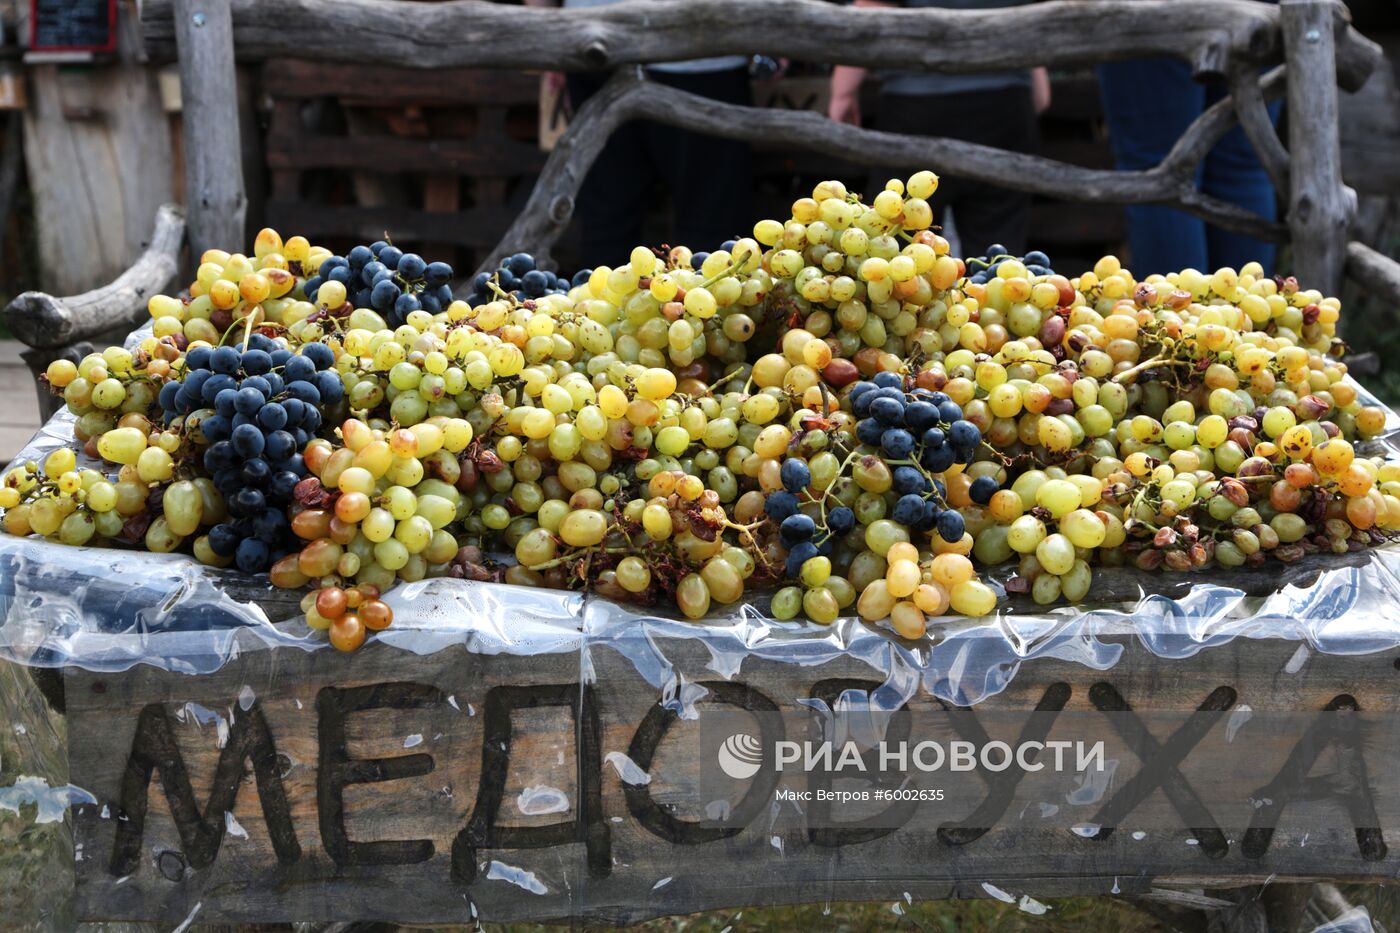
[2,203,185,349]
[8,0,1394,370]
[1347,242,1400,307]
[486,67,1292,273]
[1227,63,1291,194]
[140,0,1380,90]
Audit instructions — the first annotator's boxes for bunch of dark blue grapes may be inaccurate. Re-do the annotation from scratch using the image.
[964,246,1054,285]
[763,452,857,575]
[766,485,842,579]
[158,339,342,573]
[466,252,588,305]
[305,241,455,327]
[848,372,999,542]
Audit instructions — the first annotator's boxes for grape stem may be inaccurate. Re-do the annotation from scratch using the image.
[697,248,754,291]
[217,314,255,348]
[241,313,256,352]
[528,544,632,572]
[1112,355,1188,384]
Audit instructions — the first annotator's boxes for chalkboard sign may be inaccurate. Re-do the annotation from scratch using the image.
[29,0,117,54]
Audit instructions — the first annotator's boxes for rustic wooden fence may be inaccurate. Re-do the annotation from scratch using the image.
[4,0,1399,414]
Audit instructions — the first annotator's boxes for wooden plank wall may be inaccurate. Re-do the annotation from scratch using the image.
[20,0,174,295]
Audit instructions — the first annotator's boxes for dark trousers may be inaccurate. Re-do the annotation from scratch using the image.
[874,86,1036,258]
[1098,58,1281,274]
[567,68,754,268]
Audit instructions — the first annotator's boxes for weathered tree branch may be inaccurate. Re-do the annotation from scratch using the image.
[480,70,640,274]
[1345,241,1400,307]
[1228,62,1291,194]
[481,71,1287,273]
[1158,67,1287,182]
[2,204,185,348]
[140,0,1380,90]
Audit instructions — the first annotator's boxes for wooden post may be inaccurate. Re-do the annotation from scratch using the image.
[173,0,246,263]
[1281,0,1351,296]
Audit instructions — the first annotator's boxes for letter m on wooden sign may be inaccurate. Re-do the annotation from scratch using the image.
[110,701,301,876]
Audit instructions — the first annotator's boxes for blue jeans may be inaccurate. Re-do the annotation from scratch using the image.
[1098,59,1281,275]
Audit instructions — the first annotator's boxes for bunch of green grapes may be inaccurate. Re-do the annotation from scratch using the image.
[45,347,168,445]
[574,243,771,375]
[749,172,967,370]
[146,229,317,346]
[0,447,223,552]
[269,415,475,594]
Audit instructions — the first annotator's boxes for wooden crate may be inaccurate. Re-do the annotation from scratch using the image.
[56,566,1400,926]
[261,60,545,265]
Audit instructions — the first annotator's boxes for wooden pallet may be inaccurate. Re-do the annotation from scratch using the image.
[261,60,545,266]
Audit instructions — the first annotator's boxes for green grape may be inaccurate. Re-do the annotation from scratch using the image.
[1035,533,1076,576]
[96,427,147,465]
[1216,540,1247,567]
[1007,515,1047,553]
[374,538,411,571]
[1060,560,1093,602]
[163,480,204,536]
[799,556,831,587]
[93,508,124,538]
[701,557,744,604]
[560,509,607,547]
[86,480,118,513]
[59,511,96,546]
[144,516,182,553]
[1060,509,1106,549]
[1035,479,1081,519]
[28,499,62,536]
[803,586,840,624]
[415,495,457,530]
[1031,572,1062,605]
[616,557,651,593]
[655,425,691,457]
[91,378,127,410]
[395,516,434,553]
[771,586,803,620]
[676,574,711,619]
[516,528,559,568]
[864,519,909,556]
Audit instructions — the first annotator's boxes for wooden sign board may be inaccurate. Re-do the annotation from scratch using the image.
[28,0,117,54]
[63,627,1400,926]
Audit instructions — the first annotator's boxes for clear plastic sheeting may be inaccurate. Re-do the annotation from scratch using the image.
[5,526,1400,701]
[1308,907,1378,933]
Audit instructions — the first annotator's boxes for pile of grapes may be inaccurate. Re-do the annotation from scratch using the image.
[3,171,1397,652]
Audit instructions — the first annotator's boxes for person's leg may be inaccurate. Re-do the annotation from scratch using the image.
[934,86,1035,257]
[566,72,651,268]
[649,67,753,252]
[1200,83,1282,273]
[1097,59,1209,273]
